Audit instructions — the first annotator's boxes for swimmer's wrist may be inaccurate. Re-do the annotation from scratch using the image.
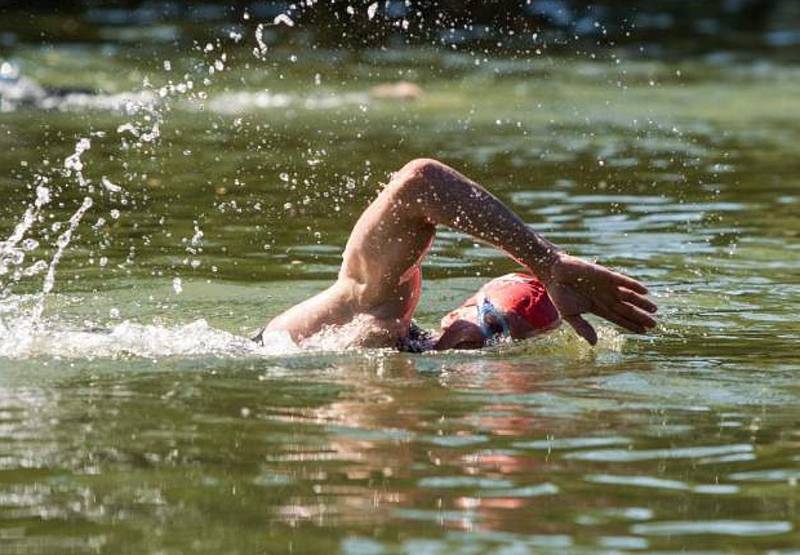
[526,241,564,283]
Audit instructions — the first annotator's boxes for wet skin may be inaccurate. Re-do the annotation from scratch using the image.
[262,159,658,349]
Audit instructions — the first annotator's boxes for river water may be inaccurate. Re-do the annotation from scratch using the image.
[0,35,799,553]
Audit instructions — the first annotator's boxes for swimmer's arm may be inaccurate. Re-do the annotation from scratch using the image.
[395,159,563,277]
[339,159,558,299]
[258,281,354,343]
[343,158,657,344]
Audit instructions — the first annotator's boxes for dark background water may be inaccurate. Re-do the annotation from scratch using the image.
[2,0,800,55]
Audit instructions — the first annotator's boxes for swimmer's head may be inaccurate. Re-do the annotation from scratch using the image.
[437,273,561,349]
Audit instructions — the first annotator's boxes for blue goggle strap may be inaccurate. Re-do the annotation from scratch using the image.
[476,295,511,339]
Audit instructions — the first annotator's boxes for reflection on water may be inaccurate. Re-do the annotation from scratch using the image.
[1,351,798,552]
[0,32,799,555]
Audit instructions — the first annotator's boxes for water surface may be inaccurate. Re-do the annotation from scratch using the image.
[1,36,799,553]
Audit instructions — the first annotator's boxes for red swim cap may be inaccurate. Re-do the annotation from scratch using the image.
[477,273,561,332]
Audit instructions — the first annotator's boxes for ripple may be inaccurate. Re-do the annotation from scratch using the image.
[602,507,654,521]
[631,520,793,537]
[698,452,757,465]
[585,474,739,495]
[692,484,740,494]
[252,473,294,487]
[417,476,514,489]
[330,425,416,442]
[586,474,689,491]
[728,469,800,482]
[445,530,573,549]
[481,483,559,498]
[425,434,489,447]
[394,508,479,523]
[566,443,753,462]
[598,536,649,549]
[513,436,631,450]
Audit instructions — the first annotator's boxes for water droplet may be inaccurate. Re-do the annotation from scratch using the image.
[101,176,122,193]
[274,13,294,27]
[368,2,379,20]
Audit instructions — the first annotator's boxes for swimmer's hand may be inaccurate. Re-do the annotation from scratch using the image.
[542,253,657,345]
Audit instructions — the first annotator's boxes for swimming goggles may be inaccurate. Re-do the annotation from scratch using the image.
[476,295,511,340]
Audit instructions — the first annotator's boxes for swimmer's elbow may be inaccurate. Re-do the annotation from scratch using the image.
[395,158,446,185]
[388,158,449,211]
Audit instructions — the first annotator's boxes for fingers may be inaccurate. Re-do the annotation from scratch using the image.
[565,315,598,346]
[594,305,647,334]
[555,256,656,341]
[610,301,657,331]
[617,287,658,314]
[607,269,648,295]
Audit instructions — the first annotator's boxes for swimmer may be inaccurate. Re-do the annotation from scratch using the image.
[255,159,657,350]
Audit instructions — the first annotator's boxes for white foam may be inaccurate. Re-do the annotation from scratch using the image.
[0,306,300,360]
[0,73,46,111]
[1,68,367,117]
[40,90,159,114]
[204,91,369,114]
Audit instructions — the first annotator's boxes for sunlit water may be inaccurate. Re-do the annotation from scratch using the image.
[0,31,799,554]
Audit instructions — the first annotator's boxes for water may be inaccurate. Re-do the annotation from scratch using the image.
[1,31,799,554]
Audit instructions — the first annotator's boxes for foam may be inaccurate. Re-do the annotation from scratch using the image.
[0,307,300,360]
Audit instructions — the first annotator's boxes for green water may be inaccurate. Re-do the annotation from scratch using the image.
[1,39,799,554]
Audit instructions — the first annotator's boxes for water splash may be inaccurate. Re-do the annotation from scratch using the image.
[301,318,626,355]
[274,14,295,27]
[63,137,91,188]
[20,196,93,325]
[488,326,627,357]
[44,199,93,289]
[367,3,379,20]
[254,24,269,59]
[1,26,264,361]
[0,316,300,360]
[0,185,52,295]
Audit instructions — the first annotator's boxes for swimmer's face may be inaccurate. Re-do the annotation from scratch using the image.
[437,295,538,350]
[437,305,485,349]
